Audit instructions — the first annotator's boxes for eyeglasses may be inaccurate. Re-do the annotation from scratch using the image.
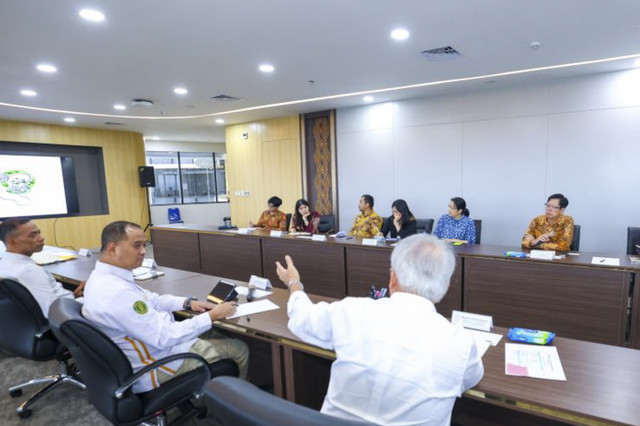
[544,203,561,210]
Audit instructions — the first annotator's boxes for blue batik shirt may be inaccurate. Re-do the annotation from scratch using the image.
[433,215,476,243]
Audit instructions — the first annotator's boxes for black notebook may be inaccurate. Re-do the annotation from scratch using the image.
[207,280,238,304]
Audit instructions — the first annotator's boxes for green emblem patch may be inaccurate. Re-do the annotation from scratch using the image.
[133,300,148,315]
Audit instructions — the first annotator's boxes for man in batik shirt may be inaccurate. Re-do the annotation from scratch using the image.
[252,196,287,231]
[349,194,383,238]
[522,193,574,251]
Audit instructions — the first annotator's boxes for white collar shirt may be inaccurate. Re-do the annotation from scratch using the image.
[82,261,212,393]
[0,251,73,318]
[287,291,484,426]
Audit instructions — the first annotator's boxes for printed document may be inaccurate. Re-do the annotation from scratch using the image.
[505,343,566,381]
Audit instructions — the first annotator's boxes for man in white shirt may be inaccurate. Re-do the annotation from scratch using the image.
[276,234,484,426]
[82,221,248,393]
[0,218,83,318]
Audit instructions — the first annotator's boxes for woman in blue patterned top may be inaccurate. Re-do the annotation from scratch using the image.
[433,197,477,243]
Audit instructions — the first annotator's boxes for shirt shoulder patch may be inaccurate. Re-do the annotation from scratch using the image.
[133,300,148,315]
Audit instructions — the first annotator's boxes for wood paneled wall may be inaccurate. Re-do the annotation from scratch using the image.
[0,120,149,249]
[226,115,303,226]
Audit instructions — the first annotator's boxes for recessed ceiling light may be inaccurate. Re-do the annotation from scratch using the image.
[152,136,160,140]
[390,29,410,41]
[363,95,374,102]
[215,118,225,124]
[174,87,188,95]
[79,9,105,22]
[20,89,37,97]
[113,104,126,110]
[36,64,57,73]
[64,117,76,123]
[259,64,275,73]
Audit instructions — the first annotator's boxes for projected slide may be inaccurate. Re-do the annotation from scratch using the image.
[0,155,69,218]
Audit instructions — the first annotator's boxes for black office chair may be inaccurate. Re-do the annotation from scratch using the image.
[206,376,372,426]
[285,213,292,231]
[627,226,640,255]
[0,278,85,419]
[473,219,482,244]
[48,298,239,426]
[318,214,335,234]
[570,225,581,252]
[415,218,434,234]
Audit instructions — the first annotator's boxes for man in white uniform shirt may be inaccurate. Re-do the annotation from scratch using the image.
[82,221,248,393]
[0,218,84,318]
[276,234,483,425]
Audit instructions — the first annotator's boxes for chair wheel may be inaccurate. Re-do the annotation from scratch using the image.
[9,389,22,397]
[196,405,207,419]
[18,409,32,419]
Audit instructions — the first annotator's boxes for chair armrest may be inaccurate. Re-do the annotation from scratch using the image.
[35,325,52,339]
[114,352,210,399]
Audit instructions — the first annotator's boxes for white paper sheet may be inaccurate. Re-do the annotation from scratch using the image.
[31,251,77,265]
[227,299,280,319]
[504,343,566,381]
[465,329,503,346]
[476,341,491,357]
[591,257,620,266]
[132,267,165,280]
[462,329,502,357]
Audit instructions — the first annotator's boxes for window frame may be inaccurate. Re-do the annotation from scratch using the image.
[146,151,228,206]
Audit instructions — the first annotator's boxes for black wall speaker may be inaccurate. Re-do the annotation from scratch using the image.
[138,166,156,188]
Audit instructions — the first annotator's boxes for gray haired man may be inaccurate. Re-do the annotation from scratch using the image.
[276,234,483,425]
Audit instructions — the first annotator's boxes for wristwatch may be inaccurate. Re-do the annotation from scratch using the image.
[184,296,198,310]
[288,280,304,291]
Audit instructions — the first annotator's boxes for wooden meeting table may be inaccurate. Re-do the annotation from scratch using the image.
[46,255,640,425]
[150,224,640,348]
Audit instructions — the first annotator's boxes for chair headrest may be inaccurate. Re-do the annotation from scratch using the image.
[48,298,84,331]
[206,377,371,426]
[0,278,48,325]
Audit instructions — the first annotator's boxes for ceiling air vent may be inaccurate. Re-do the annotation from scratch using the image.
[209,94,243,102]
[131,98,155,108]
[421,46,462,61]
[104,121,125,126]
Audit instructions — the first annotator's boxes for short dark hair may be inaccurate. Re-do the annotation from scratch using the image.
[362,194,374,208]
[0,217,31,243]
[100,221,142,252]
[268,196,282,208]
[547,193,569,209]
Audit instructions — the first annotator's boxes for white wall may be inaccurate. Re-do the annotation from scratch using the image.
[149,203,230,226]
[144,140,225,153]
[145,140,230,226]
[336,69,640,253]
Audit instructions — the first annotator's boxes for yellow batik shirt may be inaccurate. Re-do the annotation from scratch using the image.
[257,209,287,231]
[521,214,574,251]
[349,210,384,238]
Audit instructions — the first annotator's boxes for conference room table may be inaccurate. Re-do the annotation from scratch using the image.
[45,253,640,425]
[150,224,640,349]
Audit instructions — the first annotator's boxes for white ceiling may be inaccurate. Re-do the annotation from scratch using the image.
[1,0,640,142]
